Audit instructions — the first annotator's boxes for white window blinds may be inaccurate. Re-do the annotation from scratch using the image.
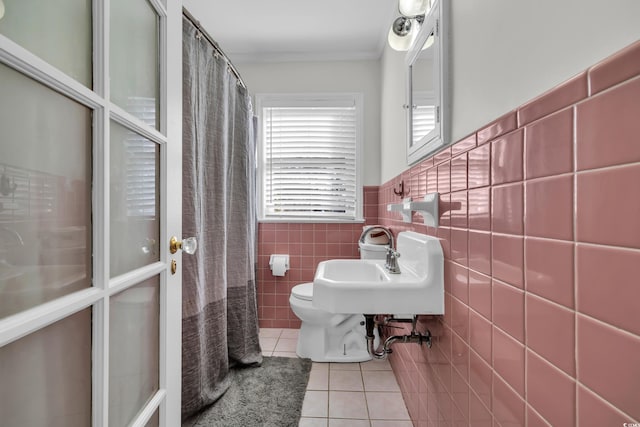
[412,91,437,147]
[125,97,158,218]
[258,94,362,221]
[412,104,437,146]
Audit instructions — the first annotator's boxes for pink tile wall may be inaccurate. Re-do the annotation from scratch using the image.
[256,186,380,328]
[379,41,640,426]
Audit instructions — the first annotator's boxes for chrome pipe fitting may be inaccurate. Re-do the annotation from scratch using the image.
[364,315,432,360]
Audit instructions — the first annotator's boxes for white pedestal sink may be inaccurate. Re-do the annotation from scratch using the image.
[312,231,444,315]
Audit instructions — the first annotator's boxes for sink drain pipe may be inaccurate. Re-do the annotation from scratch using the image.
[364,314,432,360]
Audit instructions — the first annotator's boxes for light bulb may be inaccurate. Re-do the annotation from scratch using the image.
[388,17,419,51]
[399,0,430,17]
[0,0,5,20]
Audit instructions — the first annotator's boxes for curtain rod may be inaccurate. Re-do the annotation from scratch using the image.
[182,7,247,89]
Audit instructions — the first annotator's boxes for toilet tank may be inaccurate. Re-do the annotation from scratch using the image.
[358,226,391,259]
[358,241,388,259]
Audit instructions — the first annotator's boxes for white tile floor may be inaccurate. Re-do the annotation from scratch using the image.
[259,328,413,427]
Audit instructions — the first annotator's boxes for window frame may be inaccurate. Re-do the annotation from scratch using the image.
[255,93,364,223]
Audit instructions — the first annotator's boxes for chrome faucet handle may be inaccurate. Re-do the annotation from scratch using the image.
[385,248,401,274]
[385,246,393,265]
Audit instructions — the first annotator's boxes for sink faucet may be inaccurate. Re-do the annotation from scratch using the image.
[359,225,394,250]
[1,226,24,246]
[0,227,24,267]
[359,225,400,273]
[385,247,401,274]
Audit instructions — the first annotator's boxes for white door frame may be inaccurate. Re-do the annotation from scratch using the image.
[0,0,182,425]
[163,0,183,425]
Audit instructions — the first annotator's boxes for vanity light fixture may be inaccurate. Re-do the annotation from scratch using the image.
[388,16,419,51]
[388,0,432,51]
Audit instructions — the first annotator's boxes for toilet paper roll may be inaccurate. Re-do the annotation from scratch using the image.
[269,254,289,277]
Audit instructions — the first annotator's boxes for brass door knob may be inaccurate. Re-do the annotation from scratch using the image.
[169,236,197,254]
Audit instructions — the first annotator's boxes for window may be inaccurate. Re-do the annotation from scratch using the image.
[124,97,158,218]
[256,94,363,221]
[411,91,437,147]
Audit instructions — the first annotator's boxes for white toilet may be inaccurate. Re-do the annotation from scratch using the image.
[289,227,390,362]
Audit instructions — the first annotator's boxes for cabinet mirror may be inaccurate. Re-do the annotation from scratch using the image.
[406,0,449,165]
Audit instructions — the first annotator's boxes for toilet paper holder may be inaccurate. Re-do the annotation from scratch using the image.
[269,254,290,276]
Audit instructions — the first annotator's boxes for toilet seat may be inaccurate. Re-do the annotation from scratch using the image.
[291,282,313,301]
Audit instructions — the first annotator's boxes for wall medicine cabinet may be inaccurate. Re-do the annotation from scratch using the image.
[406,0,449,165]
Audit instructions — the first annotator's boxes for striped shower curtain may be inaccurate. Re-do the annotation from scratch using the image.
[181,15,262,420]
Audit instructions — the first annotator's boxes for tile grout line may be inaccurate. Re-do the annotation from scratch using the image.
[360,363,373,424]
[572,103,580,427]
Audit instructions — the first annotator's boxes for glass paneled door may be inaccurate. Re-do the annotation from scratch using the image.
[0,1,183,426]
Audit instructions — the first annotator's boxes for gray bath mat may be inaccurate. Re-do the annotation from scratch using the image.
[183,356,312,427]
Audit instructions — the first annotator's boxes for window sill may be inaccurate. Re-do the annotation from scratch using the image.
[258,218,365,224]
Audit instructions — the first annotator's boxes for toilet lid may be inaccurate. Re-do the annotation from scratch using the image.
[291,282,313,301]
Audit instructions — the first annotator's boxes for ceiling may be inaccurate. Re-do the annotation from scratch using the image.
[182,0,398,63]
